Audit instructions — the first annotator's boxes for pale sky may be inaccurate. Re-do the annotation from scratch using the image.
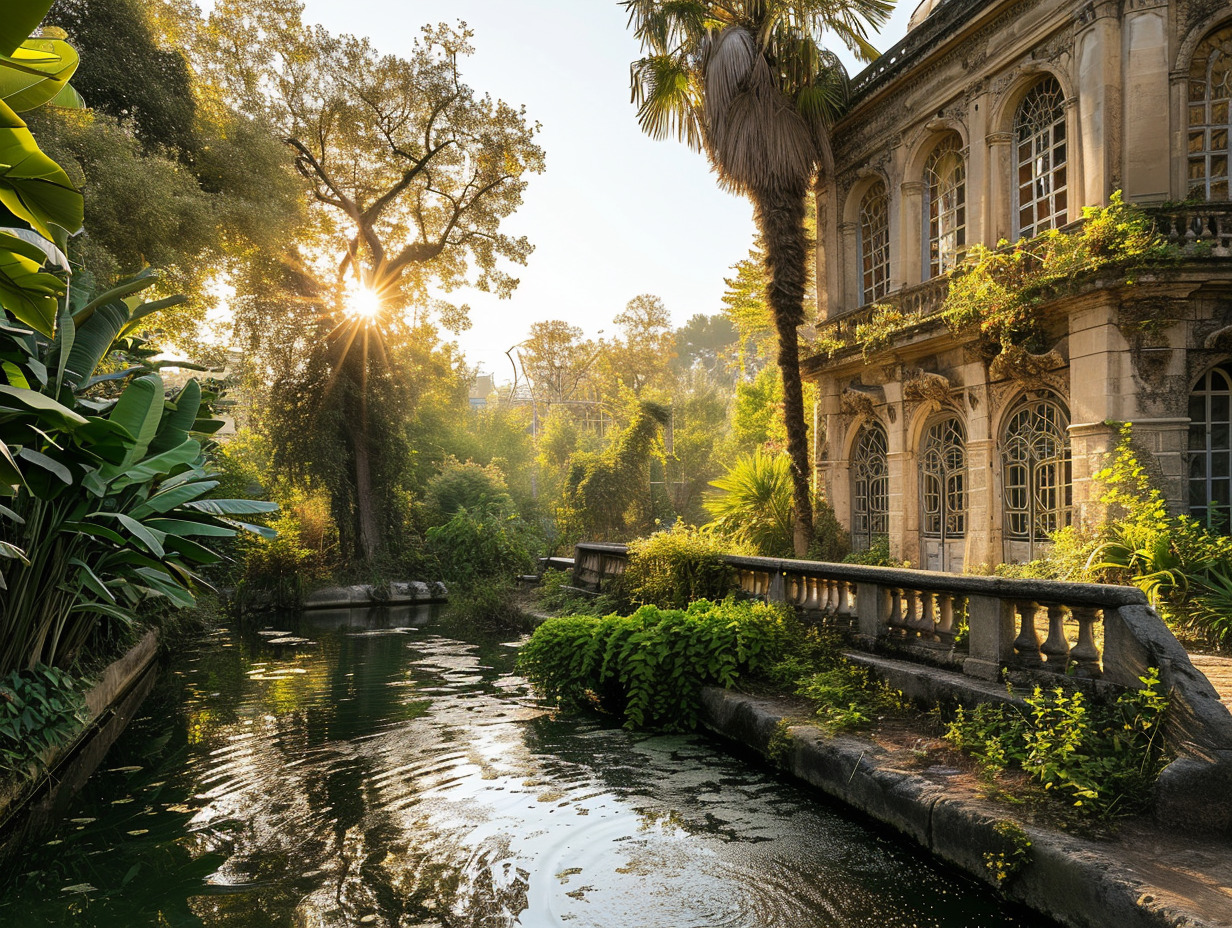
[297,1,918,381]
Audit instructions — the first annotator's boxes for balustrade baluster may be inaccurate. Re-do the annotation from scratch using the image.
[889,588,905,635]
[787,576,800,604]
[1039,603,1071,672]
[821,578,836,613]
[935,594,956,646]
[836,581,851,616]
[918,591,937,639]
[1069,606,1102,678]
[1012,600,1044,667]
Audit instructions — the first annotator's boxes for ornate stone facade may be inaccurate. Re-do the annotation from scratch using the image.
[805,0,1232,570]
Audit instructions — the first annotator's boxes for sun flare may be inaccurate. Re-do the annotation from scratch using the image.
[343,281,382,321]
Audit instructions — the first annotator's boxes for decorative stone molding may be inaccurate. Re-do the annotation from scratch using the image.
[987,345,1068,383]
[1203,324,1232,350]
[903,369,953,412]
[841,384,883,418]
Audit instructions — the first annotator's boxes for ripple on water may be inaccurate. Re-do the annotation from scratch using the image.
[0,610,1056,928]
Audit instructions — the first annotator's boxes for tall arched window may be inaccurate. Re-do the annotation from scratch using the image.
[859,181,890,305]
[924,134,966,278]
[921,416,966,540]
[1002,395,1071,559]
[1188,25,1232,201]
[1189,364,1232,531]
[1014,78,1068,238]
[851,422,889,552]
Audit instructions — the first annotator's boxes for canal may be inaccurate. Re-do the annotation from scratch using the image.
[0,606,1057,927]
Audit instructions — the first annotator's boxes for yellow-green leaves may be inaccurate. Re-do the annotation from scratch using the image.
[0,227,64,334]
[0,37,80,112]
[0,99,83,249]
[0,0,54,58]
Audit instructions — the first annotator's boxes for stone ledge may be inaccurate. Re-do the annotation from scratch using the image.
[698,687,1232,928]
[302,581,448,609]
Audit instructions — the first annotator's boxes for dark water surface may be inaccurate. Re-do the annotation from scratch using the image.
[0,607,1057,927]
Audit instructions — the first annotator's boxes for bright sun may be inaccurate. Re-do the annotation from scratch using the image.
[343,281,382,320]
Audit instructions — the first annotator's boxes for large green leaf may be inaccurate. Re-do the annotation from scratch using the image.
[132,566,194,607]
[0,383,87,428]
[145,517,235,538]
[62,297,130,387]
[183,498,279,517]
[0,228,63,335]
[132,479,218,516]
[71,268,158,327]
[0,98,83,245]
[106,374,164,466]
[148,380,200,455]
[93,511,165,557]
[0,38,80,112]
[0,1,52,59]
[110,438,202,489]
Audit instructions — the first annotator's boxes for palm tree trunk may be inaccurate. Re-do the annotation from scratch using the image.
[754,183,814,556]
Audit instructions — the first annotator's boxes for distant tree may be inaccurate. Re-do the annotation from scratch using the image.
[200,3,544,561]
[623,0,889,554]
[671,312,737,380]
[604,293,676,396]
[518,320,600,406]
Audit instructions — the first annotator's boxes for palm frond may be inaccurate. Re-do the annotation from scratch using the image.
[630,54,704,149]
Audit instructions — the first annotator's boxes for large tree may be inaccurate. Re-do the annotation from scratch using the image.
[623,0,891,555]
[199,3,544,561]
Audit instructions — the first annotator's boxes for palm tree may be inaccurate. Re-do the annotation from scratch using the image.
[623,0,892,555]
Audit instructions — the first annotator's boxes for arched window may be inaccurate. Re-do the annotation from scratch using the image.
[851,422,889,552]
[921,416,966,540]
[924,135,966,278]
[859,181,891,305]
[1188,25,1232,201]
[1189,364,1232,531]
[1002,395,1071,559]
[1014,78,1068,238]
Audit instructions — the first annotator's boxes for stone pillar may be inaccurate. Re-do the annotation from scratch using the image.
[899,181,925,285]
[966,94,988,247]
[1076,2,1123,205]
[1169,67,1191,200]
[1122,5,1170,202]
[964,594,1016,681]
[985,132,1013,244]
[1068,292,1130,528]
[840,220,860,310]
[965,437,997,571]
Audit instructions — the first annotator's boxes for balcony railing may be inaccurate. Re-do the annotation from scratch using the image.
[820,204,1232,352]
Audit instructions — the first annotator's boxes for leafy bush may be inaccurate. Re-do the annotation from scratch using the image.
[425,508,537,585]
[442,579,531,633]
[518,599,798,730]
[421,457,515,527]
[704,451,795,556]
[620,523,737,609]
[796,661,903,732]
[810,499,850,562]
[535,568,617,617]
[944,670,1170,818]
[0,665,87,777]
[843,539,901,567]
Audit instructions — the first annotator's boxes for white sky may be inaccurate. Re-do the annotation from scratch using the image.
[297,1,918,381]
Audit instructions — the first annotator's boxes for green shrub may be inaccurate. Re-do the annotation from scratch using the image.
[620,524,737,609]
[425,509,537,585]
[843,539,901,567]
[442,580,530,633]
[703,451,795,556]
[796,662,903,732]
[421,457,515,527]
[0,666,88,777]
[944,669,1170,818]
[535,568,616,617]
[518,599,798,730]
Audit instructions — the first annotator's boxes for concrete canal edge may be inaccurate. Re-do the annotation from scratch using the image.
[697,687,1232,928]
[0,630,161,854]
[302,581,448,609]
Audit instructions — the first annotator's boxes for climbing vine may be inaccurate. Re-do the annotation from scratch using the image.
[816,194,1178,360]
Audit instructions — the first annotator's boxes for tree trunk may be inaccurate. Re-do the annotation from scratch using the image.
[754,183,814,556]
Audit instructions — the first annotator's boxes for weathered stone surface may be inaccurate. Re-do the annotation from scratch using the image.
[698,685,1232,928]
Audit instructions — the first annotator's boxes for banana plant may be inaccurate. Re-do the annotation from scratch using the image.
[0,271,276,675]
[0,0,83,335]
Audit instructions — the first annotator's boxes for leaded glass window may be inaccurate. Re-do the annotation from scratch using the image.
[1014,78,1068,238]
[1189,364,1232,532]
[1189,25,1232,201]
[925,135,966,278]
[852,423,889,552]
[921,416,966,539]
[1002,396,1071,549]
[859,181,891,305]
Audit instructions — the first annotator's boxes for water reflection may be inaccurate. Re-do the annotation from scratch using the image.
[0,607,1054,927]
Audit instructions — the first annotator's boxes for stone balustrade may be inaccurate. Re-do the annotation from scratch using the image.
[1151,204,1232,257]
[573,544,1150,687]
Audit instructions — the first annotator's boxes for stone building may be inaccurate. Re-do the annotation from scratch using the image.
[804,0,1232,571]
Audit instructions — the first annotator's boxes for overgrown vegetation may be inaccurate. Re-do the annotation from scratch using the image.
[0,665,87,776]
[1000,424,1232,647]
[944,670,1170,819]
[817,194,1178,362]
[518,600,804,730]
[618,524,737,609]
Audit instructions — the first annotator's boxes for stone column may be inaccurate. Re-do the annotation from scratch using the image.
[840,221,860,310]
[1122,5,1171,202]
[1075,2,1123,205]
[985,131,1013,245]
[966,94,988,247]
[1069,292,1127,528]
[899,181,925,285]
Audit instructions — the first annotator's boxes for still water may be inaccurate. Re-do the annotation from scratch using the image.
[1,607,1056,927]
